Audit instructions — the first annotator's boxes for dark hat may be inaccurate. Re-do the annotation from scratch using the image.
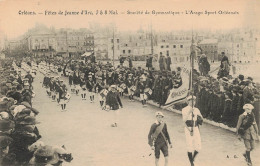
[21,101,31,108]
[17,125,35,133]
[0,136,13,149]
[34,145,55,164]
[21,108,32,114]
[0,120,15,132]
[14,107,32,120]
[238,74,244,80]
[17,116,40,125]
[21,102,39,115]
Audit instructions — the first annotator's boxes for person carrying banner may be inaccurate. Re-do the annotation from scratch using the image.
[148,111,172,166]
[182,96,203,166]
[236,104,259,166]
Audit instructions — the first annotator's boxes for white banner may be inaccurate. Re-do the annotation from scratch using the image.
[164,64,190,106]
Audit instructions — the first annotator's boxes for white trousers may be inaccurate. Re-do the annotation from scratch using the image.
[127,88,134,95]
[184,127,201,152]
[140,93,147,100]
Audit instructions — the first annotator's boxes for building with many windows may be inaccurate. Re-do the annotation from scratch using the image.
[198,39,218,61]
[157,33,192,63]
[120,30,155,60]
[27,29,56,57]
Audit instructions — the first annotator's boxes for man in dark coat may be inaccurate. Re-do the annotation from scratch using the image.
[218,52,230,78]
[105,85,123,127]
[198,54,210,76]
[86,74,96,103]
[146,56,153,71]
[159,54,166,71]
[128,56,133,69]
[166,55,171,71]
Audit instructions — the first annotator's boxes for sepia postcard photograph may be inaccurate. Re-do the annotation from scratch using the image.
[0,0,260,165]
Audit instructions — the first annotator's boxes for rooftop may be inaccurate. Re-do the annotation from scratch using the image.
[199,39,218,44]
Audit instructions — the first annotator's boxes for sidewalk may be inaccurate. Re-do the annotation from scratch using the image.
[131,95,237,133]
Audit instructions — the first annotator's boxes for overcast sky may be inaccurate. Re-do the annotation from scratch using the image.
[0,0,259,39]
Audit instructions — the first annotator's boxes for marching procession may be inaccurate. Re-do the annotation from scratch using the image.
[0,52,260,166]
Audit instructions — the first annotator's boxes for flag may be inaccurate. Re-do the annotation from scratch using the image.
[164,64,191,106]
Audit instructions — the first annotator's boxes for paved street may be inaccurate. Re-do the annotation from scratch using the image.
[32,72,260,166]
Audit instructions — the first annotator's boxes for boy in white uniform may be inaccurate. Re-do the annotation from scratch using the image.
[182,96,203,166]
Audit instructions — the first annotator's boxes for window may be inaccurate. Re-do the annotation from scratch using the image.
[125,44,128,47]
[237,44,239,48]
[111,39,114,43]
[123,50,125,54]
[166,45,169,48]
[117,39,119,43]
[161,45,164,48]
[128,50,131,53]
[180,45,183,48]
[173,45,176,48]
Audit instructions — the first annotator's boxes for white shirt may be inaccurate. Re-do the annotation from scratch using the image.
[182,105,201,122]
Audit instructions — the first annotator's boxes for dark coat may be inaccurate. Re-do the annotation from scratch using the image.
[106,91,122,110]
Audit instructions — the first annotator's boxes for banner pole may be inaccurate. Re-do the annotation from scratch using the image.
[191,30,195,133]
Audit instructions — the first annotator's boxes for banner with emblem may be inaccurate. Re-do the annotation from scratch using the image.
[164,64,191,106]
